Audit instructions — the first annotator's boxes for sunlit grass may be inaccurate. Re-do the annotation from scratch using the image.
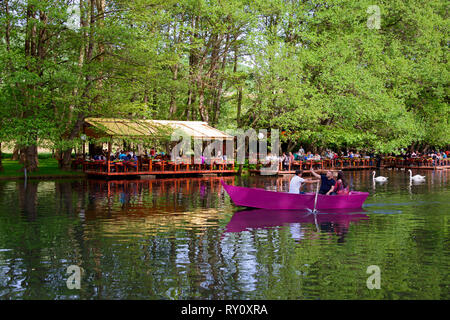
[0,158,83,178]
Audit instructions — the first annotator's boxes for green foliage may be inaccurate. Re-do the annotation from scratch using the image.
[243,0,448,153]
[0,0,448,159]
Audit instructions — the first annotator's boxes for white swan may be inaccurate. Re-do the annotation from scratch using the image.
[372,171,388,182]
[408,169,425,181]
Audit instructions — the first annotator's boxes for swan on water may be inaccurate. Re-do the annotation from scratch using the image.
[372,171,388,182]
[408,169,425,181]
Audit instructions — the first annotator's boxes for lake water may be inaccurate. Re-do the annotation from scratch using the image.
[0,170,448,299]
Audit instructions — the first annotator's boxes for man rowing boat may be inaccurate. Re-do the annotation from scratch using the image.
[310,167,336,195]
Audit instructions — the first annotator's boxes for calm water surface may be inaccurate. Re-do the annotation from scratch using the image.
[0,170,448,299]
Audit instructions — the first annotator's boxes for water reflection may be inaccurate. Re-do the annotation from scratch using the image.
[83,177,235,238]
[0,170,448,300]
[225,209,369,243]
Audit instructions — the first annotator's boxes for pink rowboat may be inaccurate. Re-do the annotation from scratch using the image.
[221,180,369,210]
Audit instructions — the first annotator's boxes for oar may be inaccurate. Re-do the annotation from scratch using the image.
[313,211,319,232]
[312,180,320,213]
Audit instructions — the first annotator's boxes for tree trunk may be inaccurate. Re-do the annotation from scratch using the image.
[4,0,11,51]
[169,64,178,118]
[198,84,208,122]
[287,141,297,153]
[54,148,61,160]
[185,14,199,121]
[11,144,20,161]
[236,87,243,126]
[61,0,91,170]
[19,4,39,173]
[60,148,73,170]
[152,87,157,112]
[2,2,10,172]
[211,37,229,126]
[20,145,38,172]
[185,88,196,120]
[237,164,244,176]
[233,46,243,127]
[0,143,3,172]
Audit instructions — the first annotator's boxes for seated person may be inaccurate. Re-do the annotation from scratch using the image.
[289,170,306,194]
[119,151,127,160]
[334,171,349,195]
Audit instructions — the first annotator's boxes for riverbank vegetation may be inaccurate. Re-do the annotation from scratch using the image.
[0,0,448,172]
[0,157,82,179]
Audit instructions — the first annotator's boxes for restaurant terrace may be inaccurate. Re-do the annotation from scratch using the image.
[80,118,235,177]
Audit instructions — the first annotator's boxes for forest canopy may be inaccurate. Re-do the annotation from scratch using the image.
[0,0,448,171]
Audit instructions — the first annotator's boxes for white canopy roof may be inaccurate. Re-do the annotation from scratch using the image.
[84,118,233,140]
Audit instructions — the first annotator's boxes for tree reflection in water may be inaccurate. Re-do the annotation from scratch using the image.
[0,172,448,299]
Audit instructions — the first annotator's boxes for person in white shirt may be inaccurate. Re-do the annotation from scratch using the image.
[289,170,306,194]
[298,147,305,156]
[265,152,276,165]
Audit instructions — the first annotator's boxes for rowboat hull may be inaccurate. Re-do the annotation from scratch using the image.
[221,180,369,210]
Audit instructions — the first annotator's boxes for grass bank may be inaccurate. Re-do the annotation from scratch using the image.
[0,158,85,180]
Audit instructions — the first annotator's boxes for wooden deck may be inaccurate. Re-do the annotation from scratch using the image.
[380,158,450,170]
[85,169,236,176]
[79,157,450,178]
[386,165,450,170]
[250,158,450,175]
[82,158,236,178]
[251,158,376,175]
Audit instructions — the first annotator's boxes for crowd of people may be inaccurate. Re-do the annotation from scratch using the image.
[398,150,448,159]
[264,147,372,170]
[91,145,449,167]
[398,150,448,164]
[92,150,138,161]
[91,147,169,162]
[265,146,450,169]
[267,147,370,162]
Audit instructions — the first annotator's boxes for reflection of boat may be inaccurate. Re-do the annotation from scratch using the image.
[221,180,369,210]
[225,209,369,233]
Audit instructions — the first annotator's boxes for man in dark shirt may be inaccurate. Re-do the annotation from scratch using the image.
[310,168,336,195]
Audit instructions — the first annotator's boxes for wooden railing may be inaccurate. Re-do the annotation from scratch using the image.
[83,158,235,175]
[257,156,448,172]
[79,156,449,175]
